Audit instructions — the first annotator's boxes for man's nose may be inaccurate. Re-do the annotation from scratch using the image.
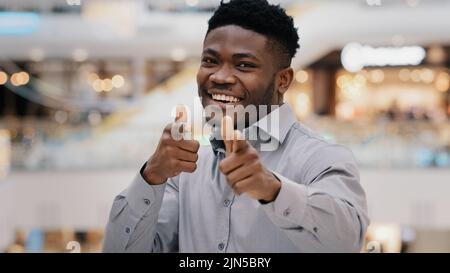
[209,64,236,84]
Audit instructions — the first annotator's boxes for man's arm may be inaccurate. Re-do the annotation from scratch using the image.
[261,145,370,252]
[219,117,369,252]
[103,108,199,252]
[102,168,180,253]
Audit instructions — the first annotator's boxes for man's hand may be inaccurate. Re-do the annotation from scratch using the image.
[143,105,200,185]
[219,116,281,202]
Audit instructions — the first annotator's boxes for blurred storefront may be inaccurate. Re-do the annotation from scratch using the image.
[285,45,450,169]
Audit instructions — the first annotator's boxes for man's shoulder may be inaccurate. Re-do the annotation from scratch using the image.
[286,121,356,163]
[285,121,330,151]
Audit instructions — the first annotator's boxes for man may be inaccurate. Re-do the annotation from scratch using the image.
[103,0,369,253]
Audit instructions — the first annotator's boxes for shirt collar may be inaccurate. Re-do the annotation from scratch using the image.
[209,103,297,154]
[246,103,297,145]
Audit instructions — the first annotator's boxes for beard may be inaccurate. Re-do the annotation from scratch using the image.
[257,78,277,117]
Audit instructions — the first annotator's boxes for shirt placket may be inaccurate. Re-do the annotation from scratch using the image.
[214,150,235,253]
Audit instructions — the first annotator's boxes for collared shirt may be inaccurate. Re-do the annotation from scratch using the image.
[102,104,369,253]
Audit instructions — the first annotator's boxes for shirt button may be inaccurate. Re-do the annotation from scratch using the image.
[218,243,225,251]
[223,199,230,207]
[125,227,131,234]
[283,208,291,217]
[144,199,151,205]
[313,227,318,233]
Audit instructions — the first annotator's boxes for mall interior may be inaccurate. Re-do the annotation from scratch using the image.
[0,0,450,253]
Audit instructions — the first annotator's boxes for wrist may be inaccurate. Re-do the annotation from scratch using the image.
[142,162,166,185]
[261,172,281,203]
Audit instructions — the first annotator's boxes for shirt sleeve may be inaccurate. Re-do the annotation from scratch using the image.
[102,164,179,253]
[261,144,370,252]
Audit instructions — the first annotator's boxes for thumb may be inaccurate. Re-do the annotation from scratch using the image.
[175,104,188,123]
[173,104,191,140]
[232,129,248,153]
[221,115,234,156]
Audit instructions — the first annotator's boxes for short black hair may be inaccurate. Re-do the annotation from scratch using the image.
[206,0,300,68]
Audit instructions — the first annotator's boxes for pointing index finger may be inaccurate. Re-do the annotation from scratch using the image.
[232,129,248,153]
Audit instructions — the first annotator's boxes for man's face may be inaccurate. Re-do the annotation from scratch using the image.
[197,25,280,127]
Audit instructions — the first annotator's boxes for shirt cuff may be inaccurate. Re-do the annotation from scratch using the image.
[261,171,309,230]
[126,168,166,218]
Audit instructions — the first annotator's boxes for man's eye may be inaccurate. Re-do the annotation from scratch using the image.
[237,63,255,69]
[202,58,217,65]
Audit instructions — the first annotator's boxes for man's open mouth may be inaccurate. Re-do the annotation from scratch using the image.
[212,93,241,103]
[207,92,242,104]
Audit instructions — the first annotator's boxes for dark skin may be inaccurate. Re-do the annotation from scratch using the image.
[198,25,293,125]
[144,25,294,202]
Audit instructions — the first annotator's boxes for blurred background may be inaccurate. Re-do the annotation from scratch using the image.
[0,0,449,253]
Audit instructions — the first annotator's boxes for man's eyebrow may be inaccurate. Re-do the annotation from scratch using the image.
[202,48,220,57]
[202,48,260,61]
[232,52,260,61]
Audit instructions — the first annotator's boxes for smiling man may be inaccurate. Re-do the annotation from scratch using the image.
[103,0,369,253]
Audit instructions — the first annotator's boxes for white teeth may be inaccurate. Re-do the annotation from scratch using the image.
[212,94,240,103]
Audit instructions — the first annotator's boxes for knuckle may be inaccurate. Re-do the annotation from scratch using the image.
[233,184,242,194]
[184,162,196,173]
[164,123,173,132]
[171,159,180,169]
[250,161,262,171]
[193,141,200,152]
[227,154,237,162]
[227,173,235,182]
[161,133,172,144]
[247,150,258,160]
[219,161,227,173]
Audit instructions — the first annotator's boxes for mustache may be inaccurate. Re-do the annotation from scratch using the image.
[207,83,232,91]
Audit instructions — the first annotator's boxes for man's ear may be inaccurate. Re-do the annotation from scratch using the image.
[276,67,294,96]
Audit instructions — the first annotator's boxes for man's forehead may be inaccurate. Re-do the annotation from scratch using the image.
[203,25,269,56]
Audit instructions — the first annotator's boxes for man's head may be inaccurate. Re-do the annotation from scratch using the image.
[197,0,300,127]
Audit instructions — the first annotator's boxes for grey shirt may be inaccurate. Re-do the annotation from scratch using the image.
[102,104,369,253]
